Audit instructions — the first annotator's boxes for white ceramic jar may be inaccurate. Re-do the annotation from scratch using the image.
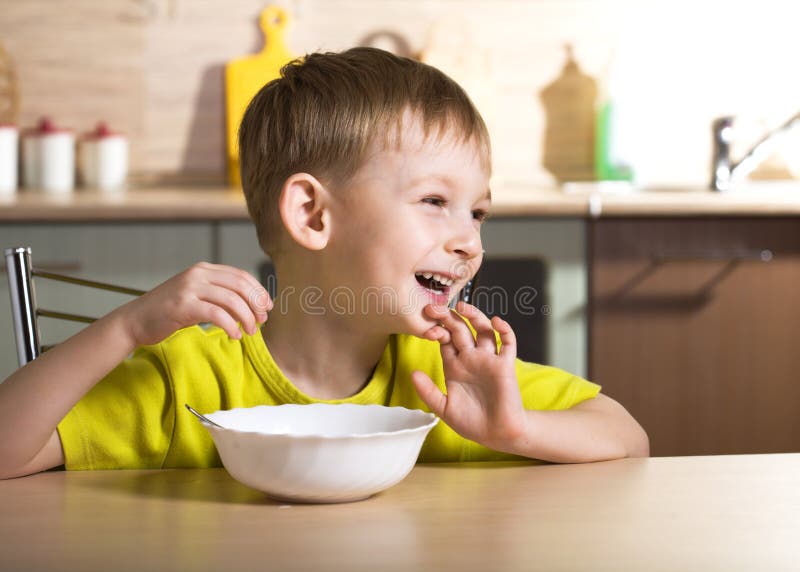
[22,118,75,194]
[78,122,128,192]
[0,123,18,195]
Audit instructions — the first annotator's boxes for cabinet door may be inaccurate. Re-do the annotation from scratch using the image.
[590,218,800,456]
[216,221,268,278]
[0,223,213,380]
[481,219,587,378]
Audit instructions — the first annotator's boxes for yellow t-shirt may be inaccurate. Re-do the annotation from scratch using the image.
[57,325,600,469]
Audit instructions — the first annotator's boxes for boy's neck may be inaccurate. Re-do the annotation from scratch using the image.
[260,303,390,401]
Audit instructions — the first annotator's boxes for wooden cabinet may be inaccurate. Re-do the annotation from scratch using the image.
[590,218,800,456]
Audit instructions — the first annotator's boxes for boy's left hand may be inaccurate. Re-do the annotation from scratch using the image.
[411,302,528,453]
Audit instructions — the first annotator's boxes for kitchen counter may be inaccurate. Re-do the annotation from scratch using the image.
[590,188,800,217]
[2,185,800,221]
[0,188,250,221]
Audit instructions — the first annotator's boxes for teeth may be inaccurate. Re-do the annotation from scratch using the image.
[433,273,453,286]
[416,272,454,288]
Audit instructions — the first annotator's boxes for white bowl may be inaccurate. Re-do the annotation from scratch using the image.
[195,403,438,503]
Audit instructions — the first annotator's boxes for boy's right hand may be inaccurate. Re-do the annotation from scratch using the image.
[117,262,272,347]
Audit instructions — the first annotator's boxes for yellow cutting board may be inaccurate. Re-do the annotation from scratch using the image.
[225,6,294,187]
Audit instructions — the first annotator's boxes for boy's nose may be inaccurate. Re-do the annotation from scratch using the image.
[444,222,482,260]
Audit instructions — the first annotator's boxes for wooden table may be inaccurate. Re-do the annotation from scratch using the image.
[2,454,799,571]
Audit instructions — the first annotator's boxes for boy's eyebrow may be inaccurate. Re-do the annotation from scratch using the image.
[476,188,492,204]
[409,174,457,189]
[410,174,492,202]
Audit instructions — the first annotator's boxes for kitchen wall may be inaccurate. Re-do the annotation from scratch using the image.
[1,0,798,189]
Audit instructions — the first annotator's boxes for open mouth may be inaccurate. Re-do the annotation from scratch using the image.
[415,272,454,294]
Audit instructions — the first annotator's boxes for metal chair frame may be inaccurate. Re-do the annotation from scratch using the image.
[5,246,145,367]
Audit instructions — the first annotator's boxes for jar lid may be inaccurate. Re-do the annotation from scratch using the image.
[81,121,124,140]
[22,117,73,136]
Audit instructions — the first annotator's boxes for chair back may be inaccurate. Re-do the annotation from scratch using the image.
[4,246,145,367]
[5,247,38,366]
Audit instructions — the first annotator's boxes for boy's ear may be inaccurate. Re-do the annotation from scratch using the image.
[278,173,332,251]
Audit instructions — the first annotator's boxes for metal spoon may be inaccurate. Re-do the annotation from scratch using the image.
[185,404,225,429]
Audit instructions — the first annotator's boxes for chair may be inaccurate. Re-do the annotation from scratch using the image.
[5,246,146,367]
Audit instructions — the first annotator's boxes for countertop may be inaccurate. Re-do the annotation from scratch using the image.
[1,454,799,571]
[2,184,800,221]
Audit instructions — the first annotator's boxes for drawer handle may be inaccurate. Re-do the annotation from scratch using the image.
[653,249,773,263]
[604,249,773,302]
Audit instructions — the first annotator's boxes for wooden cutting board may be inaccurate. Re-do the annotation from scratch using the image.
[539,45,597,183]
[225,6,293,187]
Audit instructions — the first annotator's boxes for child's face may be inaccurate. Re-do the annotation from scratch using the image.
[327,117,491,336]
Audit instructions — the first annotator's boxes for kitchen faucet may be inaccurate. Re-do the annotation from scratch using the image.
[710,111,800,192]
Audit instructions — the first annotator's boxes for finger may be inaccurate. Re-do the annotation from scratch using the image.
[203,264,273,320]
[196,284,260,336]
[492,316,517,361]
[198,262,267,297]
[420,325,458,362]
[248,286,272,322]
[421,324,449,344]
[424,305,474,353]
[410,371,447,419]
[456,302,497,354]
[194,301,242,339]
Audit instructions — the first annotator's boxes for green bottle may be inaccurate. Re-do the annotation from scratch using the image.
[595,55,634,182]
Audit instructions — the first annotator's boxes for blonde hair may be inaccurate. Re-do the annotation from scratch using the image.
[238,47,491,255]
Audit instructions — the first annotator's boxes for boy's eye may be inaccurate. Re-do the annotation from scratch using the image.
[473,209,489,223]
[422,197,447,207]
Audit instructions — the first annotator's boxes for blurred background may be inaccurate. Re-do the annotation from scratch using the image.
[2,0,799,189]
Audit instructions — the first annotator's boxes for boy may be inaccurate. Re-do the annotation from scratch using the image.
[0,48,647,479]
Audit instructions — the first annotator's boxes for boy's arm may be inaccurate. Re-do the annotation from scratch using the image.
[0,311,136,477]
[0,262,271,479]
[508,393,649,463]
[411,302,649,463]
